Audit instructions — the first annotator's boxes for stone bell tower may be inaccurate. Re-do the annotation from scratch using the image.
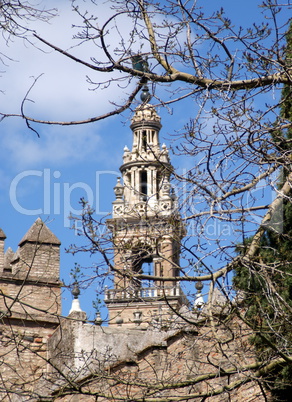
[105,100,187,327]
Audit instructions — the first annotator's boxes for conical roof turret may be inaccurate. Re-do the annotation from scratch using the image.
[0,228,6,240]
[18,218,61,246]
[3,247,14,270]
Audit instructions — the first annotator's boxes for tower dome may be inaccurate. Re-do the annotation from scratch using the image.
[130,103,161,129]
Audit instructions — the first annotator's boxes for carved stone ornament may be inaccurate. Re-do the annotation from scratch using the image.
[114,205,124,215]
[160,201,171,211]
[114,177,124,199]
[131,104,161,124]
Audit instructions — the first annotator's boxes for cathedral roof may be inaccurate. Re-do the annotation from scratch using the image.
[18,218,61,246]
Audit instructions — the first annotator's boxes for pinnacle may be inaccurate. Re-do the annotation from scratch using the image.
[4,247,14,268]
[18,218,61,246]
[0,228,6,240]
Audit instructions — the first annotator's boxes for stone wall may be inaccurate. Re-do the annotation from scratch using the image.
[0,318,58,399]
[43,309,271,401]
[0,219,272,401]
[0,220,61,400]
[11,243,60,281]
[0,276,61,318]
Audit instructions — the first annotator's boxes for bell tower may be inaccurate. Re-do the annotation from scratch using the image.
[105,100,187,327]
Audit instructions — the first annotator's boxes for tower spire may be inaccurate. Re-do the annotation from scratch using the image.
[112,103,176,217]
[105,104,187,328]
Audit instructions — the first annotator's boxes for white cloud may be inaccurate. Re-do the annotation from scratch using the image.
[0,1,136,122]
[0,1,141,170]
[0,118,103,169]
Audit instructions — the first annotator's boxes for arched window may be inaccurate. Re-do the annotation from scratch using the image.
[132,246,154,288]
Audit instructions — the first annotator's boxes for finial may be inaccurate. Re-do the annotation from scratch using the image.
[72,282,80,299]
[94,311,102,326]
[69,282,84,315]
[130,53,151,103]
[114,177,124,200]
[140,84,151,103]
[194,281,204,309]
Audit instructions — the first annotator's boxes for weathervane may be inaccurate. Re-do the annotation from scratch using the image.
[131,54,151,103]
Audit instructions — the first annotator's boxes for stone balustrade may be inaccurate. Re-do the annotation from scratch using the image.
[105,284,183,302]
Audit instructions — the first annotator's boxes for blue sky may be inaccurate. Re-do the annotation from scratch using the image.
[0,0,288,318]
